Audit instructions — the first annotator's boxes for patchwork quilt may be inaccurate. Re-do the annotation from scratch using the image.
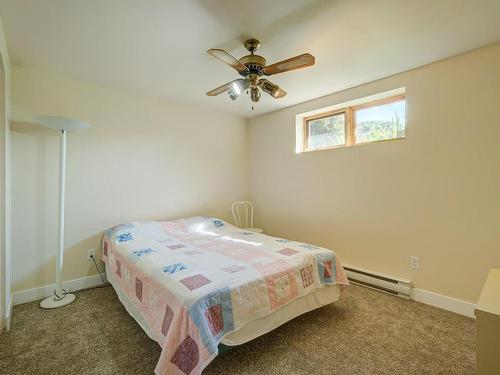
[101,217,348,375]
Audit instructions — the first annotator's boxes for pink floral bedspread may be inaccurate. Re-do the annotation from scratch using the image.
[101,217,348,374]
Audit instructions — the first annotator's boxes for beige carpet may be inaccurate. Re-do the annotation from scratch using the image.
[0,284,475,375]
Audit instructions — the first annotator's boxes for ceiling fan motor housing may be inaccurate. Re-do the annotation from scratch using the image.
[239,54,267,77]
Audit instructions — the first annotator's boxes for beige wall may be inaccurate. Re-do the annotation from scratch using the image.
[9,44,500,304]
[247,43,500,303]
[11,65,248,292]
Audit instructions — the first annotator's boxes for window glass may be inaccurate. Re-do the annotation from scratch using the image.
[307,112,346,150]
[355,100,406,143]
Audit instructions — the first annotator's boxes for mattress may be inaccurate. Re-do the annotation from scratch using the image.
[106,262,341,346]
[101,217,348,375]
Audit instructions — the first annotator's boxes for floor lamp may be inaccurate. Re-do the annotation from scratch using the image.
[34,115,91,309]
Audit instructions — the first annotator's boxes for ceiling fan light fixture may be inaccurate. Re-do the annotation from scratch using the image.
[250,87,260,102]
[228,80,249,100]
[228,88,239,101]
[260,79,279,97]
[232,81,241,95]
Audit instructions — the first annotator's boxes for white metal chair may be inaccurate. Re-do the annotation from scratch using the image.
[231,201,263,233]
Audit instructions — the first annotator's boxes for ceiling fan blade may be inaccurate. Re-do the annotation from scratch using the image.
[263,53,315,76]
[258,79,287,99]
[206,79,248,96]
[207,48,248,74]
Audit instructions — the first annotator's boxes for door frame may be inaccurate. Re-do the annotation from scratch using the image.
[0,52,11,331]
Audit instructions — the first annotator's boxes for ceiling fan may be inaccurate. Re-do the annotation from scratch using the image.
[206,39,315,104]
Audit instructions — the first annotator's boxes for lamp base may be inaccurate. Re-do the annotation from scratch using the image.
[40,293,76,309]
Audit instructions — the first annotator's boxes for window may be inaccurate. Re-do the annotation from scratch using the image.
[306,111,346,150]
[302,94,405,152]
[354,96,406,144]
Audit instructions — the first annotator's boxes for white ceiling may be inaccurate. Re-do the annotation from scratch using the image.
[1,0,500,118]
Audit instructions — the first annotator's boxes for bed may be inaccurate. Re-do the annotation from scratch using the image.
[101,216,348,375]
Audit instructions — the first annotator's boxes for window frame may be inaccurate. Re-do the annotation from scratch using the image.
[302,94,406,152]
[303,109,348,151]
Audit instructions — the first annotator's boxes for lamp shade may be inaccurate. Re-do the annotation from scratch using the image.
[33,115,91,132]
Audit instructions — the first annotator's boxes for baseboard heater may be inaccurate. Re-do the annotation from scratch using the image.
[343,264,413,299]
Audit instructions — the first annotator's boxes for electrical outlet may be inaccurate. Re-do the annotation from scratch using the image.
[87,248,96,261]
[410,256,420,269]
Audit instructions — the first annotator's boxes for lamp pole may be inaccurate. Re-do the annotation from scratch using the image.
[55,129,66,297]
[35,116,90,309]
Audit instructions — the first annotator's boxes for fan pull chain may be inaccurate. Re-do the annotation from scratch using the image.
[247,89,254,110]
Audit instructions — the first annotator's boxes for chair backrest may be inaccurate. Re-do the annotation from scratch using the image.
[232,201,254,229]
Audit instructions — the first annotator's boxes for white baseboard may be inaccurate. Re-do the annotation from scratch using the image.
[12,274,105,306]
[10,272,476,319]
[412,288,476,319]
